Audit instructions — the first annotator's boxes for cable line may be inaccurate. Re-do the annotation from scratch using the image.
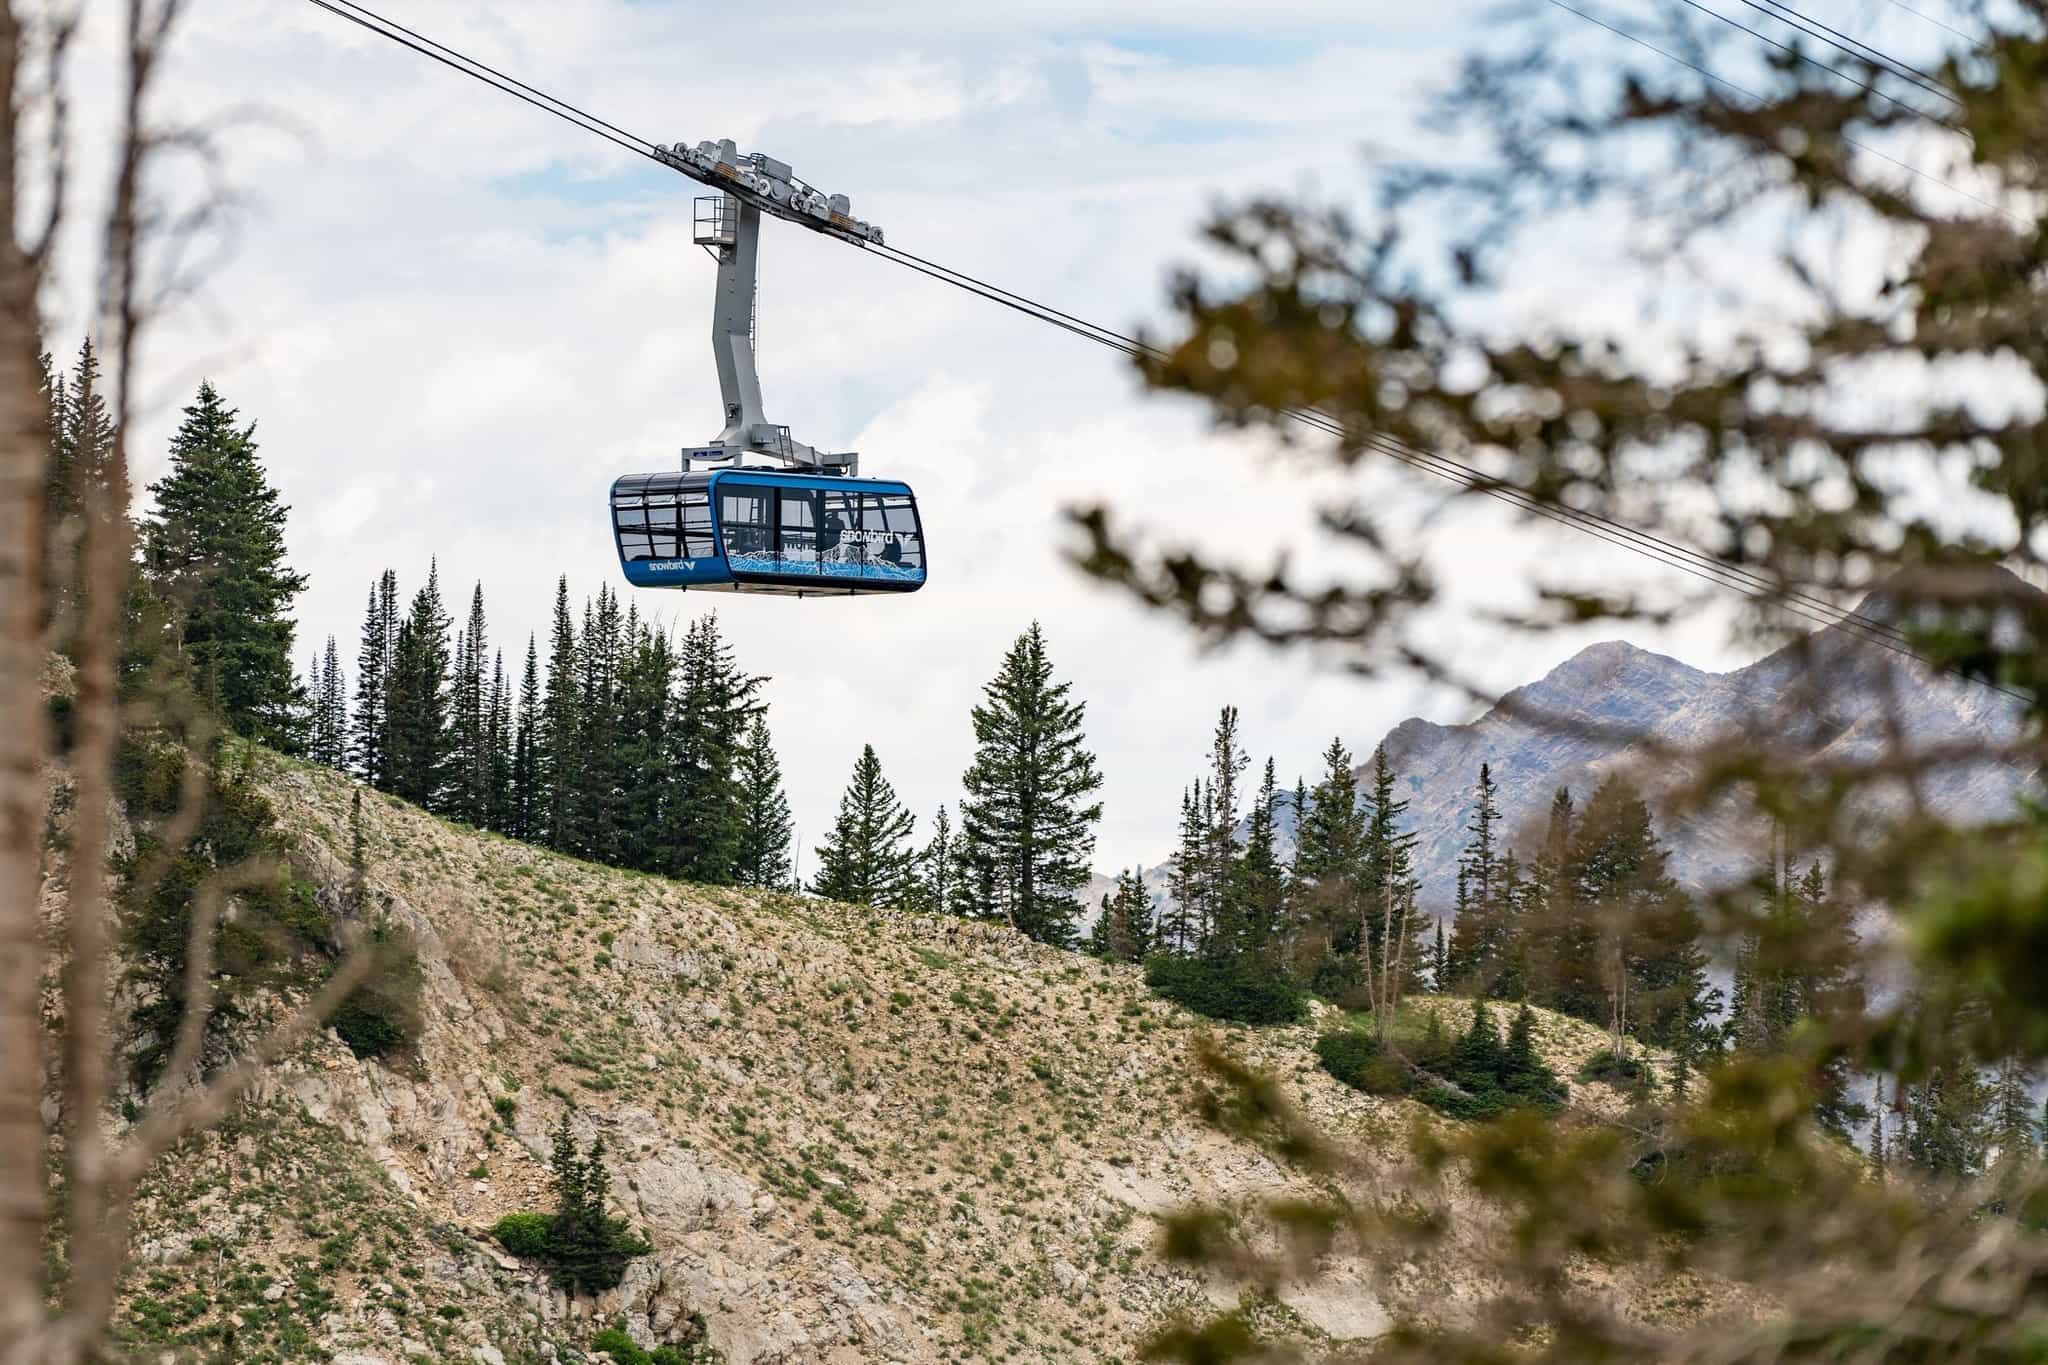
[297,0,2032,703]
[1737,0,1959,108]
[1667,0,1963,126]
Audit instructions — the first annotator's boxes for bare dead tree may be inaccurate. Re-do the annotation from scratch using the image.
[0,5,382,1361]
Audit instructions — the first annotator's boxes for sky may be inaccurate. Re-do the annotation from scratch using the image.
[53,0,1981,876]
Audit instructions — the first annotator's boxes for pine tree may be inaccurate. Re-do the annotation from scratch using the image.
[141,381,310,749]
[1447,764,1505,994]
[572,588,626,862]
[813,744,917,907]
[485,651,512,832]
[957,622,1104,948]
[668,613,762,883]
[1161,785,1204,955]
[540,578,580,850]
[352,570,399,785]
[1199,706,1249,953]
[384,563,453,810]
[311,634,346,766]
[511,635,541,841]
[1087,868,1154,964]
[732,713,795,890]
[449,583,491,826]
[1903,1049,1992,1181]
[1230,758,1286,958]
[611,619,676,875]
[45,340,116,635]
[913,804,956,915]
[1291,738,1365,978]
[1990,1056,2037,1171]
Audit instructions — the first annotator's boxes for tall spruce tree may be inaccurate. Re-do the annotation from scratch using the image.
[511,635,541,841]
[540,578,580,850]
[813,744,916,907]
[309,634,347,766]
[957,622,1103,948]
[141,381,310,749]
[668,614,762,883]
[1086,868,1154,964]
[1161,785,1204,955]
[352,570,398,785]
[1446,764,1506,994]
[486,651,512,832]
[912,804,956,915]
[1199,706,1249,954]
[612,619,676,874]
[1291,738,1365,978]
[45,340,114,633]
[733,714,795,891]
[449,583,491,827]
[1230,758,1286,959]
[384,563,452,810]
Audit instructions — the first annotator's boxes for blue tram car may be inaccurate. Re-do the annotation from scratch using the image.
[611,468,926,596]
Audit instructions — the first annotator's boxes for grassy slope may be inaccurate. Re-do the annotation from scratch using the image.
[112,754,1732,1363]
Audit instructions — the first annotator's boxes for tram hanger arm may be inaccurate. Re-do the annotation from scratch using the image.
[654,138,885,249]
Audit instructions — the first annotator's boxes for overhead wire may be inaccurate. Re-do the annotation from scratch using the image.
[867,239,1944,659]
[298,0,2033,702]
[1736,0,1959,107]
[1666,0,1964,126]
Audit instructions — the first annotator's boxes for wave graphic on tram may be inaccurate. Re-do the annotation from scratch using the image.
[612,469,925,596]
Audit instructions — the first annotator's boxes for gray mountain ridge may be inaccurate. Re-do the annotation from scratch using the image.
[1097,591,2035,917]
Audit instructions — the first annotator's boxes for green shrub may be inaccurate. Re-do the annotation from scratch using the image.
[493,1111,652,1294]
[1145,954,1307,1025]
[490,1212,552,1259]
[1578,1048,1652,1097]
[591,1327,648,1364]
[1316,1003,1566,1121]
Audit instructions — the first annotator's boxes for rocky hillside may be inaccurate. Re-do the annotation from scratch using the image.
[110,758,1725,1364]
[1110,592,2033,914]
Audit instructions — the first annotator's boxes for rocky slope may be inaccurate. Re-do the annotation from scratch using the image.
[109,758,1723,1364]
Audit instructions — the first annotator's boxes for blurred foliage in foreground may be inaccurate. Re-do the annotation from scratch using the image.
[1075,0,2048,1358]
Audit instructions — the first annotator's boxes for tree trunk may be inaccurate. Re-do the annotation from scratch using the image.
[0,4,51,1343]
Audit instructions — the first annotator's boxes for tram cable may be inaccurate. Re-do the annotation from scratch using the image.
[297,0,2034,701]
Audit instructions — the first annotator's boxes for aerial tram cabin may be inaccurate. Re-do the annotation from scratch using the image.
[611,468,925,595]
[613,143,927,598]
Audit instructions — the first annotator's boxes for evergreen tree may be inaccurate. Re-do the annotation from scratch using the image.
[1291,738,1365,976]
[1086,867,1154,964]
[957,622,1104,948]
[912,804,956,915]
[732,713,795,890]
[611,618,676,875]
[668,613,762,883]
[1359,744,1422,1015]
[311,634,346,767]
[813,744,917,907]
[511,635,541,841]
[45,339,115,633]
[485,651,512,832]
[1230,758,1286,957]
[540,578,580,850]
[571,589,626,862]
[384,563,452,810]
[1903,1050,1992,1181]
[1199,706,1249,952]
[1990,1056,2038,1171]
[1161,785,1204,955]
[352,570,398,785]
[449,583,491,826]
[1446,764,1507,994]
[141,381,310,749]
